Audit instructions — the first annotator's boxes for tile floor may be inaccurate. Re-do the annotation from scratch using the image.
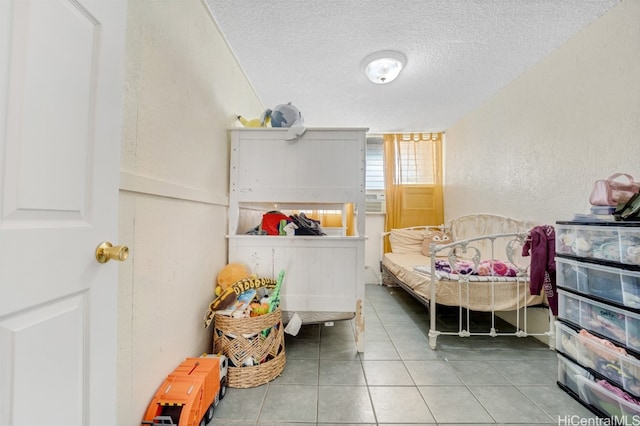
[210,284,599,425]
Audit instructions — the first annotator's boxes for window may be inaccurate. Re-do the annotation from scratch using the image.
[366,136,384,191]
[365,136,386,214]
[367,133,442,189]
[383,132,444,236]
[394,133,440,185]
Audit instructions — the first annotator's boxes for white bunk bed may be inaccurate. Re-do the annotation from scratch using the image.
[227,127,367,352]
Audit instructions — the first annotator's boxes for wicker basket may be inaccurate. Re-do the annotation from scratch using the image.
[213,308,285,388]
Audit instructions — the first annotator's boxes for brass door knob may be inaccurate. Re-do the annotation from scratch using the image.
[95,242,129,263]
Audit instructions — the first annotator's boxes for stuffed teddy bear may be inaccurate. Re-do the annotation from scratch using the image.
[216,262,251,296]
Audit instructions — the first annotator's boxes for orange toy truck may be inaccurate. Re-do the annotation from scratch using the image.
[141,354,228,426]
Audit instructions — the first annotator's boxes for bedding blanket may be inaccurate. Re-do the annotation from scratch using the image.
[433,259,518,277]
[383,252,545,311]
[413,259,518,282]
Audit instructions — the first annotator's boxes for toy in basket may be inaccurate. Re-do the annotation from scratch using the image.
[207,270,286,388]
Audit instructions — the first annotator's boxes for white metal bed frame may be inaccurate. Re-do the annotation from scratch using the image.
[427,232,554,349]
[381,227,555,350]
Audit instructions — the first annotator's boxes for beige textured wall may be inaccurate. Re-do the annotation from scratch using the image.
[445,0,640,226]
[117,1,263,423]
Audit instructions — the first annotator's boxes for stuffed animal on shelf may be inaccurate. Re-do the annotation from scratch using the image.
[260,102,304,128]
[237,115,268,128]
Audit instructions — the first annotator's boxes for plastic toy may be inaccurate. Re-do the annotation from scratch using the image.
[220,289,256,318]
[141,354,228,426]
[268,270,285,313]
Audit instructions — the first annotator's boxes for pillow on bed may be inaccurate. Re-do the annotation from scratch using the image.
[420,230,453,256]
[389,229,426,253]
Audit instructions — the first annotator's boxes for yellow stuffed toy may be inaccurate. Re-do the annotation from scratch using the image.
[215,262,251,296]
[237,115,270,128]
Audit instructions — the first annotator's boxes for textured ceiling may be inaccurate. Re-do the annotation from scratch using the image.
[205,0,620,133]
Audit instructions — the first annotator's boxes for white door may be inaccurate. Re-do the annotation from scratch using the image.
[0,1,127,425]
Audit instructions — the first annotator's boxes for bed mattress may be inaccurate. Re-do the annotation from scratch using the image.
[382,252,546,312]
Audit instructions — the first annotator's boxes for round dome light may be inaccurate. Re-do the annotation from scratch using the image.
[362,50,407,84]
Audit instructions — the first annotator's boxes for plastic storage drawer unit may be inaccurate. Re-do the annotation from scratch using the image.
[577,375,640,421]
[558,289,640,352]
[556,321,640,395]
[556,257,582,292]
[556,257,640,308]
[557,353,593,396]
[556,223,640,266]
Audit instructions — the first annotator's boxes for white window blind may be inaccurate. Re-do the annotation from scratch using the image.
[366,136,384,191]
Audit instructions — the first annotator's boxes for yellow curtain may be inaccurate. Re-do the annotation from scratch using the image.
[383,133,444,252]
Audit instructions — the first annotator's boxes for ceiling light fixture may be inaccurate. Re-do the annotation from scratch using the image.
[362,50,407,84]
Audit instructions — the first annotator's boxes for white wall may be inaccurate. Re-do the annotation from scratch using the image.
[442,0,640,340]
[117,1,263,423]
[365,213,386,283]
[445,0,640,226]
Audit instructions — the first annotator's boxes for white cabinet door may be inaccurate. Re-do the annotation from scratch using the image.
[0,1,127,425]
